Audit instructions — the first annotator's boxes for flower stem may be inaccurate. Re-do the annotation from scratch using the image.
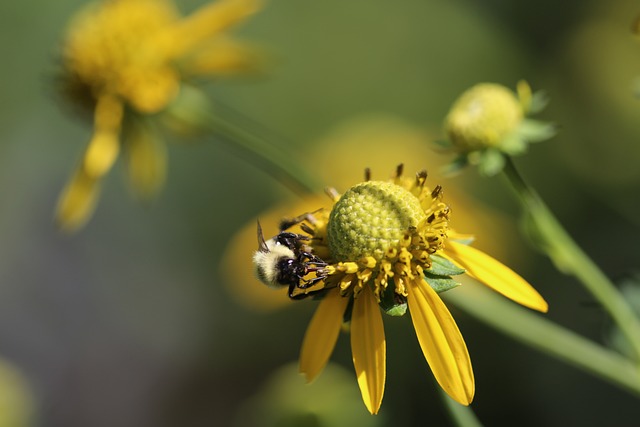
[438,387,484,427]
[445,283,640,396]
[167,87,320,195]
[206,112,321,196]
[502,157,640,364]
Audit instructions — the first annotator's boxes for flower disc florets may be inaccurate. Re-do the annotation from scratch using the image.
[304,169,451,302]
[62,0,181,114]
[444,83,523,151]
[328,181,427,262]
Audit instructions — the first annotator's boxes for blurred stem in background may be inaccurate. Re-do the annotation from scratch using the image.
[207,112,320,195]
[502,156,640,365]
[445,283,640,397]
[439,386,483,427]
[165,85,320,195]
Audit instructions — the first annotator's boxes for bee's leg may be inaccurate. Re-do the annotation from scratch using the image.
[299,252,327,266]
[279,210,322,231]
[288,283,302,299]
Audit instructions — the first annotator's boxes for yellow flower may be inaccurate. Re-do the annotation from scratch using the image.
[56,0,262,231]
[443,81,555,176]
[221,115,519,313]
[288,166,547,414]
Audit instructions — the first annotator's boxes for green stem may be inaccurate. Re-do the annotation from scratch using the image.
[445,283,640,396]
[502,157,640,364]
[166,86,320,195]
[206,113,321,196]
[438,387,484,427]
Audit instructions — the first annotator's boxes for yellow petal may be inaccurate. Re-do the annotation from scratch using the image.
[299,289,349,383]
[181,38,263,76]
[83,130,120,178]
[168,0,262,57]
[84,95,123,178]
[350,285,386,415]
[407,278,474,405]
[55,168,101,232]
[125,120,167,200]
[446,241,548,313]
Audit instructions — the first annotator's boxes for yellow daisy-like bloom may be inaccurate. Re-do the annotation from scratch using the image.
[291,166,547,414]
[56,0,261,231]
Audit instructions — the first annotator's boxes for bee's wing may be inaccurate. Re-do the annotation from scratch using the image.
[256,220,270,253]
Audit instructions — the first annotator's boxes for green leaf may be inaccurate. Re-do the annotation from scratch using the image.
[378,280,408,317]
[382,301,408,317]
[427,254,466,276]
[424,272,461,293]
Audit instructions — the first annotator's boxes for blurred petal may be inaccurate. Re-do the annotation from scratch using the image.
[446,241,548,313]
[55,168,101,232]
[125,67,180,113]
[299,290,349,383]
[83,130,119,178]
[181,38,264,76]
[350,285,386,415]
[407,278,474,405]
[83,95,123,178]
[168,0,262,56]
[125,120,167,200]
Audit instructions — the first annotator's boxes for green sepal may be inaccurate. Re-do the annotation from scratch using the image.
[379,279,408,317]
[432,138,453,149]
[442,154,470,177]
[162,84,213,137]
[500,133,528,155]
[449,235,475,245]
[424,271,461,293]
[517,119,556,143]
[427,254,466,276]
[476,148,505,176]
[528,90,550,114]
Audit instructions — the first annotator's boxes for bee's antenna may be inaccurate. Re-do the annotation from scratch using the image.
[256,220,270,252]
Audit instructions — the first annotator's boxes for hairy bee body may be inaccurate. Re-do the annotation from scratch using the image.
[253,218,327,299]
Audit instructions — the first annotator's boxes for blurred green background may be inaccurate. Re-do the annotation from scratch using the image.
[1,0,640,426]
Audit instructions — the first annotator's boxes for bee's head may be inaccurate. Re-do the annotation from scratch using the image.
[253,220,295,288]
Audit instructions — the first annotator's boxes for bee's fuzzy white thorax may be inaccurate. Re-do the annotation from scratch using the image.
[253,240,295,288]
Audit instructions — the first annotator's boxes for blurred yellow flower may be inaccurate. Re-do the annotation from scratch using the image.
[0,359,34,427]
[56,0,262,231]
[291,166,547,414]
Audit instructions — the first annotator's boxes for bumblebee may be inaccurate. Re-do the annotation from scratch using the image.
[253,215,327,299]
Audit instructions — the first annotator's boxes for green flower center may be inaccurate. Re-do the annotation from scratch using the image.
[327,181,426,262]
[445,83,523,150]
